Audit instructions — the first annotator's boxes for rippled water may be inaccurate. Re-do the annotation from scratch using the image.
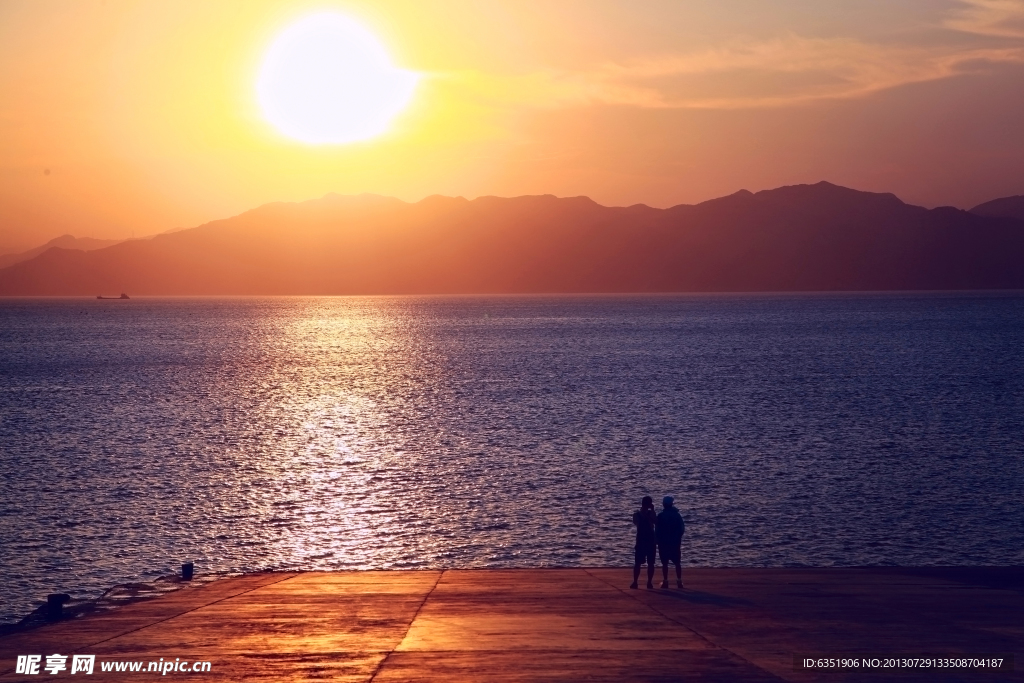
[1,294,1023,623]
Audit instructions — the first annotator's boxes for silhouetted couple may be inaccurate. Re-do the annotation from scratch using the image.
[631,495,685,590]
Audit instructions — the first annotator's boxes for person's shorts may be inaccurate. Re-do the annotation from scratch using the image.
[659,544,681,565]
[634,545,656,566]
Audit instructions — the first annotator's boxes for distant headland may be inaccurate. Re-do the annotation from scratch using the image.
[2,182,1023,295]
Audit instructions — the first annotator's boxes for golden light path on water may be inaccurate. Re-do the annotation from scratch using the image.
[229,299,458,568]
[221,297,521,571]
[2,295,1024,623]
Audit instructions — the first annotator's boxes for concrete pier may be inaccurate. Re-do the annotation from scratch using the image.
[1,568,1020,681]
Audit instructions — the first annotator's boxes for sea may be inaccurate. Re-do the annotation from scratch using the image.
[1,293,1023,623]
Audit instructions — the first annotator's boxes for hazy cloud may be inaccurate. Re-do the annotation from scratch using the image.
[947,0,1024,38]
[443,4,1024,110]
[581,38,1024,109]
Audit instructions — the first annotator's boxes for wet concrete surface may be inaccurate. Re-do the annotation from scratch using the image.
[1,568,1020,682]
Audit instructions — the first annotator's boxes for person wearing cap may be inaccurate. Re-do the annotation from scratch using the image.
[656,496,685,589]
[630,496,658,589]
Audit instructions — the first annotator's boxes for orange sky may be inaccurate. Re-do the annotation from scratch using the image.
[2,0,1024,253]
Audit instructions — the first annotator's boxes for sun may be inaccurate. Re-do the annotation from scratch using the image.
[256,13,419,145]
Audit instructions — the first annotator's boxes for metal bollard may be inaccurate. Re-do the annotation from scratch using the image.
[46,593,70,621]
[181,562,194,580]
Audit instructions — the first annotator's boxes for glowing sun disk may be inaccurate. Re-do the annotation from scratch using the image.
[257,13,418,144]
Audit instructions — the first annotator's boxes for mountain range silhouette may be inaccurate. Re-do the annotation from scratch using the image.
[2,181,1023,295]
[0,234,123,270]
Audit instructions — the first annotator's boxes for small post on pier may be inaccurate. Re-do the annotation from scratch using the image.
[46,593,70,621]
[181,561,194,580]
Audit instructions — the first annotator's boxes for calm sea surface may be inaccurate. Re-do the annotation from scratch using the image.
[1,294,1023,622]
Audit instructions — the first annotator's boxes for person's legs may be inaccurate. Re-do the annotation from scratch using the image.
[631,547,643,588]
[662,544,682,587]
[645,549,656,588]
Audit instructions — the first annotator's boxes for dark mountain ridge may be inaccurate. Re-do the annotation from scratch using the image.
[971,195,1024,221]
[2,181,1023,295]
[0,234,124,270]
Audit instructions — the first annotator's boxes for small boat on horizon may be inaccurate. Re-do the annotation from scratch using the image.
[96,293,130,300]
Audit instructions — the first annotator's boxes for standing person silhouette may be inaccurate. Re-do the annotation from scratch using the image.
[656,496,685,589]
[630,496,657,589]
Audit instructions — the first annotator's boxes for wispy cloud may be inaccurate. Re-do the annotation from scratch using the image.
[946,0,1024,38]
[570,37,1024,109]
[440,11,1024,111]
